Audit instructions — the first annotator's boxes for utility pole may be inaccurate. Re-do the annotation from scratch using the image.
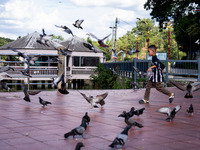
[114,17,118,52]
[167,21,171,60]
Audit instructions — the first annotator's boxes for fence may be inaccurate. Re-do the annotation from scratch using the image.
[102,58,200,83]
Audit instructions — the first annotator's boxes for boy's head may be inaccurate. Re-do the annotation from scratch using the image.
[148,45,157,56]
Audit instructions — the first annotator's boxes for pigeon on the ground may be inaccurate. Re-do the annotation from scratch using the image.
[75,142,84,150]
[82,112,90,125]
[157,105,182,122]
[52,73,64,89]
[130,81,139,89]
[64,118,87,138]
[134,107,145,116]
[83,42,96,53]
[133,66,147,78]
[79,91,108,108]
[186,104,194,115]
[22,86,30,102]
[120,111,143,128]
[109,125,132,149]
[58,76,69,94]
[0,72,12,80]
[0,82,11,92]
[0,65,15,72]
[169,80,200,98]
[73,19,84,29]
[39,97,52,107]
[55,25,73,36]
[86,33,110,48]
[118,107,135,118]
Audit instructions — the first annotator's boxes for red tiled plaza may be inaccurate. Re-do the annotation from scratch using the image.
[0,87,200,150]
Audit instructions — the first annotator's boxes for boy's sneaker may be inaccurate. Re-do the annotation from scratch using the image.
[169,93,175,103]
[139,99,149,104]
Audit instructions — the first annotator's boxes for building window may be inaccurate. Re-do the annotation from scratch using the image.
[73,56,99,67]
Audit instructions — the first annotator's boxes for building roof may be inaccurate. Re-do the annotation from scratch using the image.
[61,36,104,53]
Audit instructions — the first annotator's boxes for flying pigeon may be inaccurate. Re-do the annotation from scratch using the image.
[118,107,135,118]
[83,42,96,53]
[186,104,194,115]
[55,25,73,36]
[64,118,87,138]
[130,81,139,89]
[20,67,32,77]
[0,82,11,92]
[28,90,41,95]
[82,112,90,125]
[0,65,15,72]
[28,55,41,65]
[86,33,110,48]
[58,75,69,95]
[73,19,84,29]
[75,142,84,150]
[37,29,53,46]
[109,125,132,149]
[79,91,108,108]
[120,111,143,128]
[9,47,30,61]
[52,73,64,89]
[49,57,62,64]
[157,105,182,122]
[133,66,147,78]
[169,80,200,98]
[0,72,12,80]
[134,107,145,116]
[22,86,30,102]
[60,49,70,56]
[39,97,52,107]
[127,45,139,55]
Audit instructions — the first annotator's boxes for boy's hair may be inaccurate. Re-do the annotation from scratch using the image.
[148,45,157,51]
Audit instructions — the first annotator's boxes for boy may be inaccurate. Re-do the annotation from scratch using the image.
[139,45,175,104]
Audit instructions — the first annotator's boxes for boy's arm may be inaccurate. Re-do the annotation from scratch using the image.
[147,65,156,72]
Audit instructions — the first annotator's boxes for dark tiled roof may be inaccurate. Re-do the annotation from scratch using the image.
[61,36,103,53]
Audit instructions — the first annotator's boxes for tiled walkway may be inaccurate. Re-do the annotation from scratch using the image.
[0,87,200,150]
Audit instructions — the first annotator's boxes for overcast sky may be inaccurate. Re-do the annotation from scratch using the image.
[0,0,153,40]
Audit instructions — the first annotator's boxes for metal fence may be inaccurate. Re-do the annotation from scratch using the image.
[102,58,200,83]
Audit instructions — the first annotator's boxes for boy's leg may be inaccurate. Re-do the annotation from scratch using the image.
[155,82,175,103]
[139,80,152,104]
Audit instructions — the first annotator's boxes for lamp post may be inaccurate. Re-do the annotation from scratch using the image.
[136,35,140,59]
[166,21,172,60]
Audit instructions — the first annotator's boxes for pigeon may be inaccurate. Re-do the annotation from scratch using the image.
[0,72,12,80]
[157,105,182,122]
[22,86,30,102]
[109,125,131,149]
[20,67,32,77]
[0,82,11,92]
[55,25,73,36]
[9,47,30,61]
[134,107,145,116]
[28,90,41,95]
[37,29,53,46]
[49,57,62,64]
[39,97,52,107]
[186,104,194,115]
[121,111,143,128]
[86,33,110,48]
[83,42,96,53]
[73,19,84,29]
[75,142,84,150]
[52,73,64,89]
[118,107,135,118]
[58,75,69,94]
[133,66,147,78]
[82,112,90,125]
[130,81,139,89]
[64,118,87,138]
[60,49,70,56]
[29,55,41,65]
[79,91,108,108]
[0,65,15,72]
[127,45,139,55]
[169,80,200,98]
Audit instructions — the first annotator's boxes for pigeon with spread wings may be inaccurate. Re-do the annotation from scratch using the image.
[87,33,110,48]
[79,91,108,108]
[73,19,84,29]
[169,80,200,98]
[0,65,15,72]
[157,105,182,122]
[55,25,73,36]
[133,66,147,78]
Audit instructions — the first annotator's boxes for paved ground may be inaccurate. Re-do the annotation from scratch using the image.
[0,87,200,150]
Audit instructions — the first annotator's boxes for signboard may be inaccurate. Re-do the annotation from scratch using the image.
[146,52,167,60]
